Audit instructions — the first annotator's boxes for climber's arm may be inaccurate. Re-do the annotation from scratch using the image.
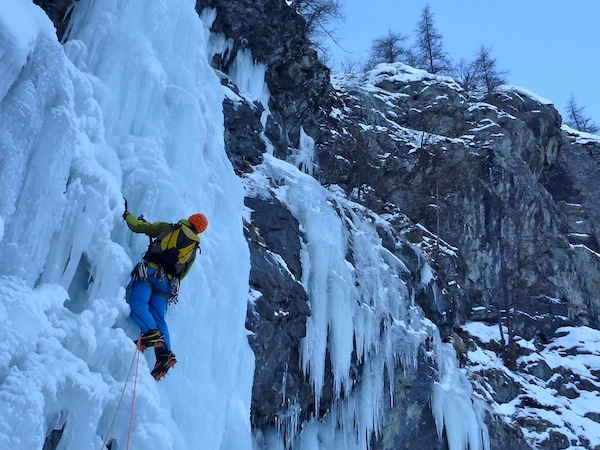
[124,213,172,238]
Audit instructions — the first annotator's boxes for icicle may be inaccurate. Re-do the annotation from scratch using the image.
[227,48,271,127]
[200,8,234,64]
[290,127,316,176]
[276,400,302,449]
[431,337,490,450]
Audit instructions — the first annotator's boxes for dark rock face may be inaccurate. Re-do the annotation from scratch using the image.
[195,0,332,158]
[485,415,533,450]
[319,71,600,344]
[542,129,600,251]
[376,217,467,338]
[375,347,443,450]
[42,425,65,450]
[244,193,312,427]
[220,76,266,174]
[33,0,76,41]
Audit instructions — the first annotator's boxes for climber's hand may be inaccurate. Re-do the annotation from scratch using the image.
[123,197,129,220]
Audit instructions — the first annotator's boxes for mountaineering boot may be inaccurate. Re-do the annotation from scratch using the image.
[134,329,165,351]
[151,348,177,381]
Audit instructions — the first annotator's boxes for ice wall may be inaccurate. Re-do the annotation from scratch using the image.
[244,154,491,450]
[0,1,252,449]
[245,156,441,449]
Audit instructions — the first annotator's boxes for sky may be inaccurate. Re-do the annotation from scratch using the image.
[326,0,600,127]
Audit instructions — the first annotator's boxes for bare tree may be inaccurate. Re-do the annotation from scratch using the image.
[488,166,554,370]
[366,30,410,68]
[472,45,508,96]
[413,5,451,74]
[340,57,364,74]
[565,94,599,134]
[291,0,344,49]
[452,58,478,95]
[497,196,518,370]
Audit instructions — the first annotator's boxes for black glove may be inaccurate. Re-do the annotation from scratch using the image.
[169,278,180,305]
[122,198,129,220]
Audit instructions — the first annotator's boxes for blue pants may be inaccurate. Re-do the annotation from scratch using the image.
[127,266,171,350]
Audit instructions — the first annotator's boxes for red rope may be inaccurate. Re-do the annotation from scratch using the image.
[126,337,142,450]
[100,344,138,449]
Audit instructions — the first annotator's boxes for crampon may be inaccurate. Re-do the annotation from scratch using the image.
[151,350,177,381]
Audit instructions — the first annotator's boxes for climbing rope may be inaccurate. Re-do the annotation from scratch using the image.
[100,337,141,450]
[126,340,142,450]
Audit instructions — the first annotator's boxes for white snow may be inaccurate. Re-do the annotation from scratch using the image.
[499,85,554,106]
[368,62,447,85]
[562,124,600,143]
[0,0,54,102]
[464,323,600,449]
[462,321,502,344]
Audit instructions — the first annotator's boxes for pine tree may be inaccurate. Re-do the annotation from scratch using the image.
[565,94,599,134]
[413,5,451,74]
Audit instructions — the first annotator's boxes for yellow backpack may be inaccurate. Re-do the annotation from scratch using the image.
[143,222,199,277]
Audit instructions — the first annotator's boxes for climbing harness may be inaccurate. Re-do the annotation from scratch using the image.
[131,261,179,305]
[132,261,167,282]
[100,337,142,450]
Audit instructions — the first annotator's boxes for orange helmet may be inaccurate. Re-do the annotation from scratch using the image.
[188,213,208,234]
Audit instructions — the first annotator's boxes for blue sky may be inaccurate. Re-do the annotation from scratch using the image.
[326,0,600,126]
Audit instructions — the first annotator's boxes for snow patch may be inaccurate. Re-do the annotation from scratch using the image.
[500,85,554,106]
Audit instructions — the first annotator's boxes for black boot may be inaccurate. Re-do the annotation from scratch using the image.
[151,347,177,381]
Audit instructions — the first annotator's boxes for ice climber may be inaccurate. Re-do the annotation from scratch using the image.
[123,200,208,380]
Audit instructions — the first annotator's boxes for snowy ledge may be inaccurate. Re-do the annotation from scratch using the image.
[498,85,554,106]
[562,124,600,145]
[332,62,463,93]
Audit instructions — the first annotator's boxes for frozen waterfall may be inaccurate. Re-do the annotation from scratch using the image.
[0,1,252,449]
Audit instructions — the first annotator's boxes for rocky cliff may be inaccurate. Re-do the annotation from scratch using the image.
[36,0,600,448]
[197,2,600,447]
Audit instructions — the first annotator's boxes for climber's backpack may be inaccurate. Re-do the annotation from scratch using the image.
[143,222,200,278]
